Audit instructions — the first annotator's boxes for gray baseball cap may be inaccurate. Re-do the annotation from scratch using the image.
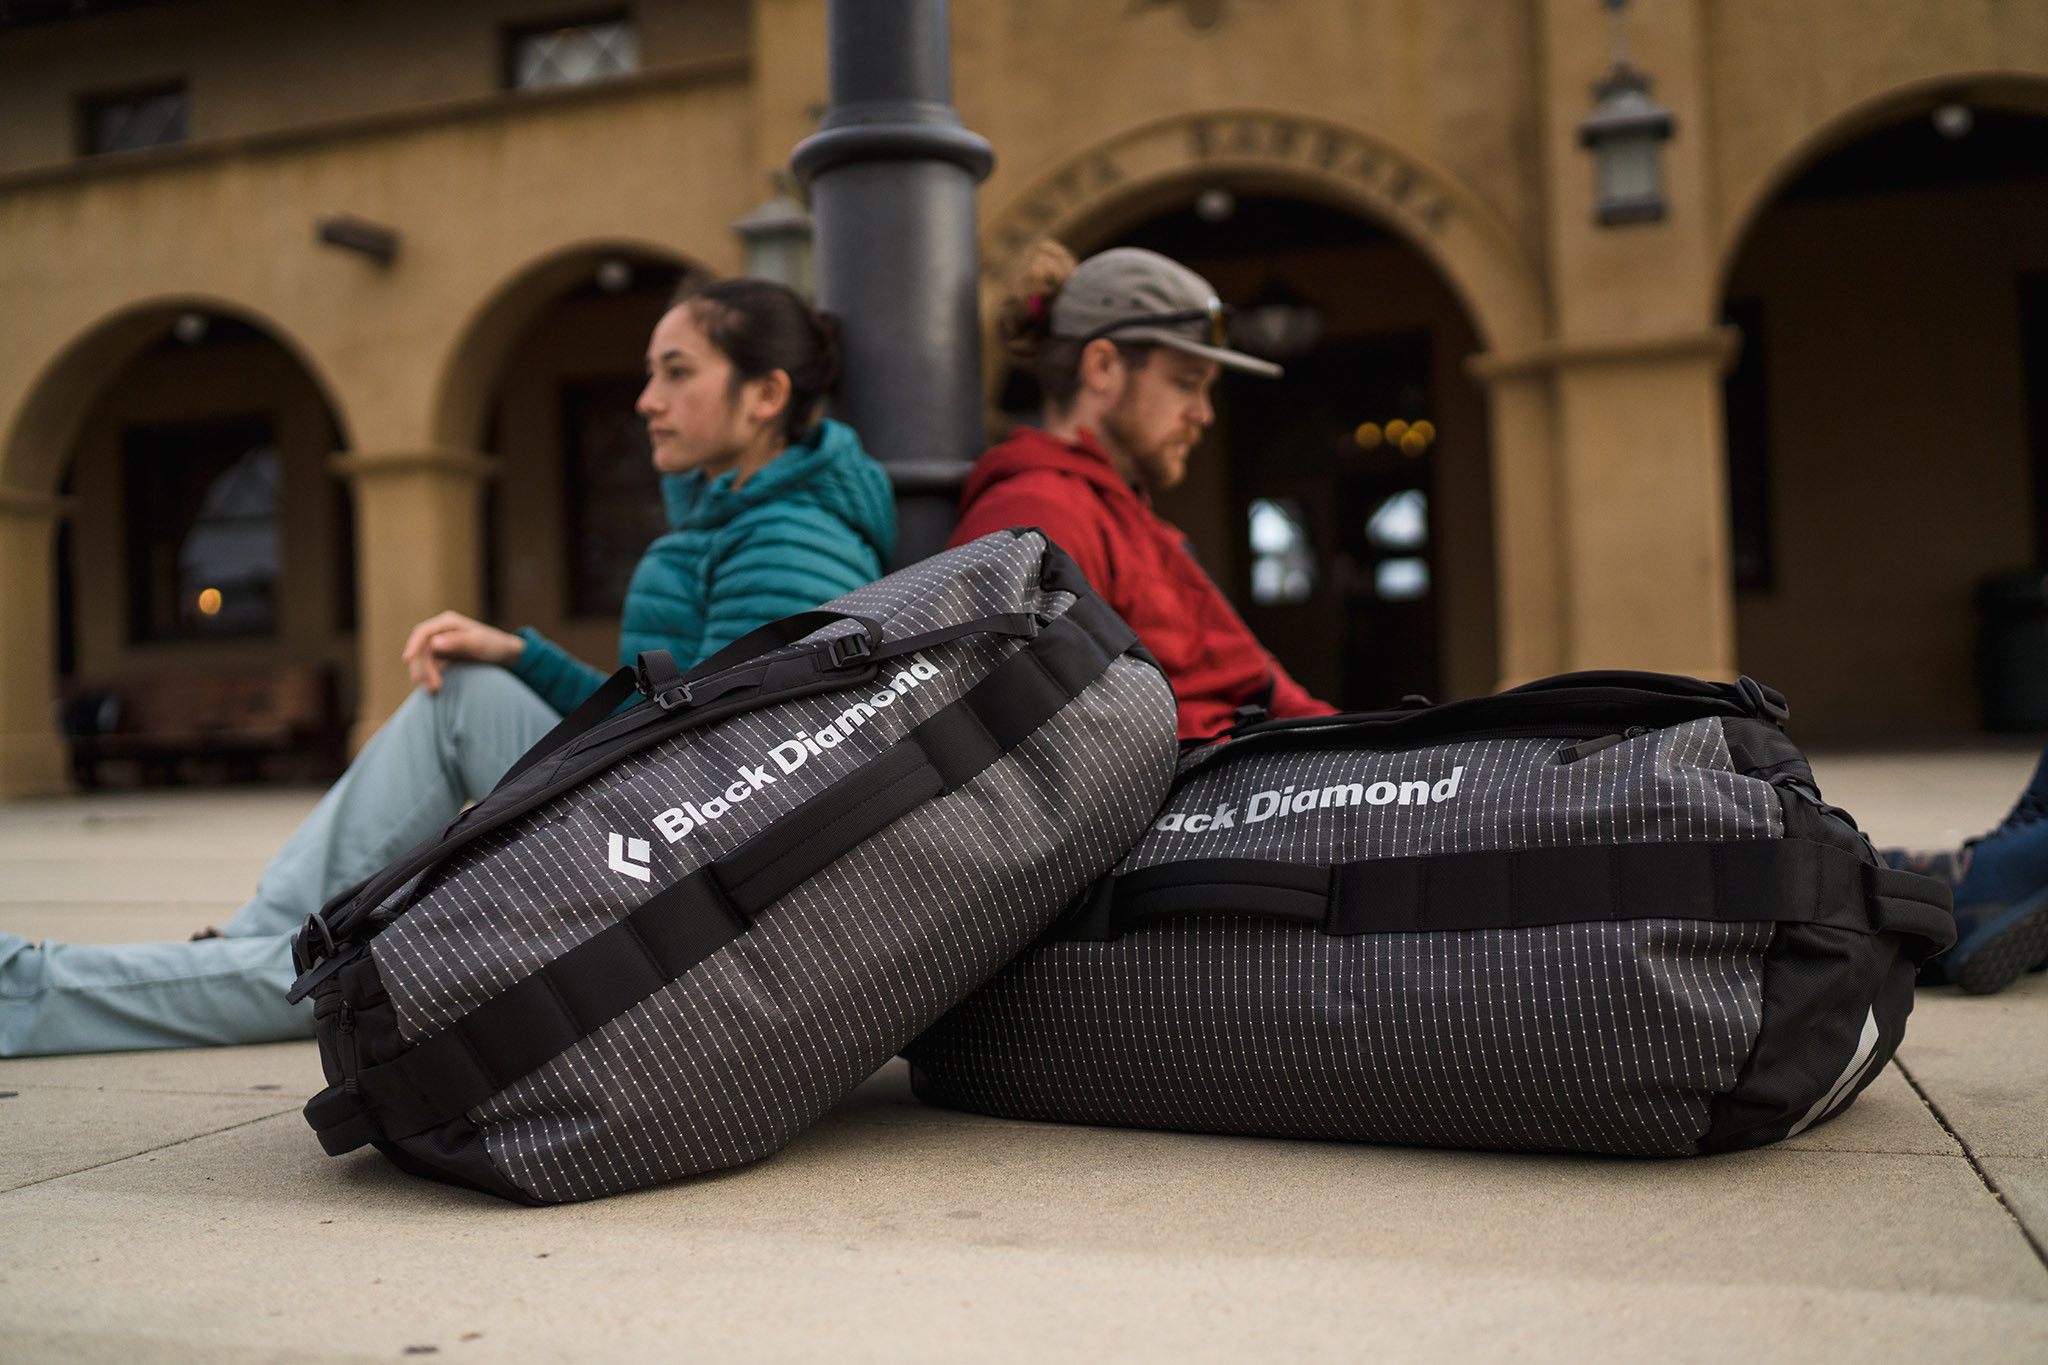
[1049,246,1283,378]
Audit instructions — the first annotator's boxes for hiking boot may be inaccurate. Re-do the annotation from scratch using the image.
[1929,744,2048,995]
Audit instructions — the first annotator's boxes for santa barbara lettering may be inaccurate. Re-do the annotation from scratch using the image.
[651,653,940,844]
[1152,766,1465,832]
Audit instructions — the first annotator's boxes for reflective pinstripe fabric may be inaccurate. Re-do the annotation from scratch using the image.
[366,532,1179,1202]
[910,718,1789,1156]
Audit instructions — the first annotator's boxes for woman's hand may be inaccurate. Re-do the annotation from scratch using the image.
[401,611,525,693]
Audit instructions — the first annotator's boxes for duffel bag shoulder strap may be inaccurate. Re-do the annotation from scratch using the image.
[494,609,890,794]
[304,592,1138,1156]
[1065,841,1956,959]
[296,606,1041,983]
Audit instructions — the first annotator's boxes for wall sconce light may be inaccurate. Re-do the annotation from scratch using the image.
[316,214,400,264]
[1577,0,1675,226]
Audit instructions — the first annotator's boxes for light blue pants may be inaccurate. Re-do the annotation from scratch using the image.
[0,665,560,1057]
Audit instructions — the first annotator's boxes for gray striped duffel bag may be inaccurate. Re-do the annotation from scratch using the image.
[907,672,1956,1156]
[288,529,1179,1202]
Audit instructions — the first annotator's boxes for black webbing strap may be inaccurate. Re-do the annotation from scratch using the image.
[491,611,887,797]
[485,612,1036,801]
[307,598,1136,1154]
[1064,841,1956,954]
[868,612,1040,665]
[490,666,642,794]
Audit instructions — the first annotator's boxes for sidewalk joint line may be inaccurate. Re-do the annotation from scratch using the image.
[1894,1057,2048,1276]
[0,1105,297,1197]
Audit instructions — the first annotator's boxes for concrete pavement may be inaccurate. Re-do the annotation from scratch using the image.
[3,745,2046,1361]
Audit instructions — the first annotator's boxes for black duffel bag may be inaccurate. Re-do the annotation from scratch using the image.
[907,672,1956,1157]
[288,530,1179,1203]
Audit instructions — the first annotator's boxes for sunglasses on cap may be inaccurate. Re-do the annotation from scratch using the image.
[1079,296,1231,348]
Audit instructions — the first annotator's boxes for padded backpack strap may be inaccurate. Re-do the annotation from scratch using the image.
[309,596,1139,1154]
[1067,840,1957,957]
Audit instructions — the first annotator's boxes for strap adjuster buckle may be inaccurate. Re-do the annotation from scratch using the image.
[824,632,873,669]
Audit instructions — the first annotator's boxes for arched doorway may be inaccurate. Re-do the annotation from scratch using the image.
[34,304,355,784]
[998,189,1496,707]
[1720,92,2048,740]
[466,249,694,676]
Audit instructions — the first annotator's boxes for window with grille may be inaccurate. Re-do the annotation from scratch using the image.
[506,13,638,90]
[79,83,187,155]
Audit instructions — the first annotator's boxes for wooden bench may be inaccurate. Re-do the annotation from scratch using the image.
[60,663,346,787]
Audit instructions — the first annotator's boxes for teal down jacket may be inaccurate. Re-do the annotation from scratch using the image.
[510,418,897,716]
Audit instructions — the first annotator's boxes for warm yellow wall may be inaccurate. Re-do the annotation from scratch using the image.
[1728,181,2048,739]
[62,334,357,706]
[0,0,748,173]
[955,0,1545,275]
[1703,0,2048,277]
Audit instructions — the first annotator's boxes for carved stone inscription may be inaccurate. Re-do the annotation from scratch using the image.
[987,112,1455,279]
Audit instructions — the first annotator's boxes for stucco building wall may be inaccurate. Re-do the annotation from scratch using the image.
[0,0,2043,796]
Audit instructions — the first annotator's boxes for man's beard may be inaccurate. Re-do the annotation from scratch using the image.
[1101,406,1193,496]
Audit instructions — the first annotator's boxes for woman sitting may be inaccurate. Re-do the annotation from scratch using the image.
[0,278,895,1056]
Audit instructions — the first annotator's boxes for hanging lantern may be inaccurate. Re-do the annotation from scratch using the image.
[1576,0,1675,226]
[732,172,816,296]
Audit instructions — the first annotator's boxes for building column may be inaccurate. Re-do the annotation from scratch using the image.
[1473,328,1740,684]
[330,448,494,751]
[1469,363,1569,688]
[0,486,71,798]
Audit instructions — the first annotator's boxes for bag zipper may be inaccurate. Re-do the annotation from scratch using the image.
[1555,726,1650,763]
[312,989,362,1094]
[336,1001,359,1097]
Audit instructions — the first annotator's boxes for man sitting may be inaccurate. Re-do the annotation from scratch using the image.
[949,242,1335,741]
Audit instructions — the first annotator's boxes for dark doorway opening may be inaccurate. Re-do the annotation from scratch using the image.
[1024,190,1493,706]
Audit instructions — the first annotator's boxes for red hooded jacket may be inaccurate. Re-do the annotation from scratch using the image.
[950,426,1335,740]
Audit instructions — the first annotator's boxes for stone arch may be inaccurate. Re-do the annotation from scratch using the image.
[0,297,355,796]
[1715,71,2048,300]
[1713,72,2048,738]
[428,238,703,453]
[979,110,1546,359]
[1,295,351,498]
[977,110,1549,698]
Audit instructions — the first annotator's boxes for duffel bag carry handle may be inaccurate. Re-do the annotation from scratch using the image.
[1067,841,1956,953]
[1864,862,1959,962]
[1067,858,1332,935]
[1181,674,1791,758]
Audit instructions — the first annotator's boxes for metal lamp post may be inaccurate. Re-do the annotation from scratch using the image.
[790,0,995,567]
